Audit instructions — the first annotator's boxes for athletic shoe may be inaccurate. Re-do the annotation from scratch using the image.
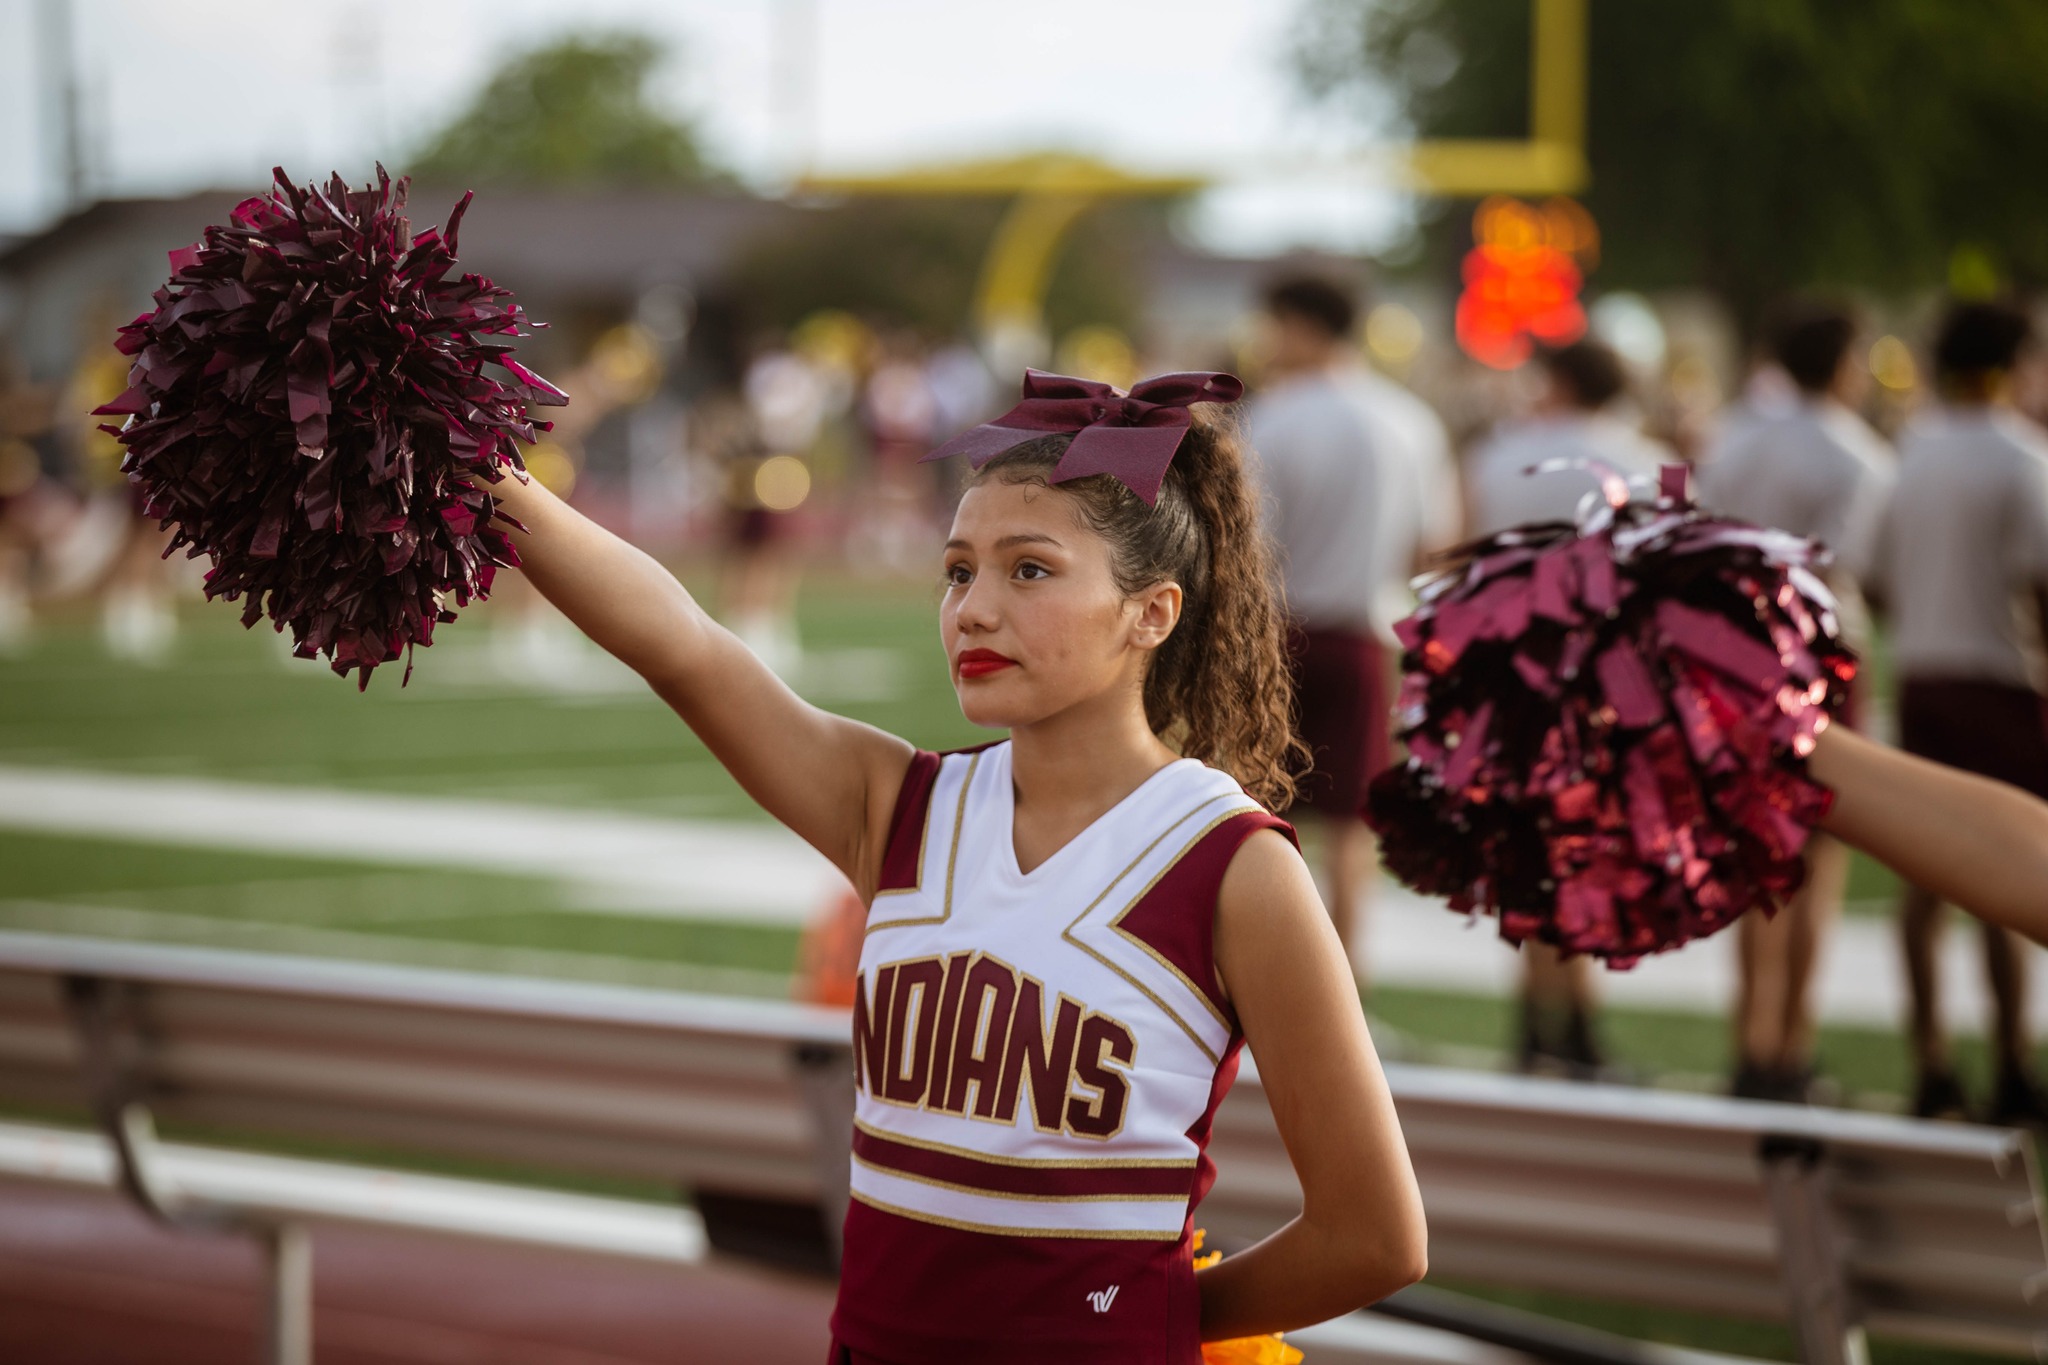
[1911,1069,1970,1121]
[1732,1061,1818,1105]
[1988,1068,2048,1129]
[1556,1007,1607,1081]
[1730,1060,1776,1101]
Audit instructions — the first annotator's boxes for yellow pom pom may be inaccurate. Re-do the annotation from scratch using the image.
[1202,1334,1304,1365]
[1190,1230,1304,1365]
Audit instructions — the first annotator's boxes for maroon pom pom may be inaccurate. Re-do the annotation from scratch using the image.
[93,167,566,687]
[1365,465,1856,967]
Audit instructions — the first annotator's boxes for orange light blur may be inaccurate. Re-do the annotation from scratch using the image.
[1456,196,1596,370]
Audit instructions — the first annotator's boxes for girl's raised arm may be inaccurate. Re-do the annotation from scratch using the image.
[491,474,914,895]
[1814,725,2048,944]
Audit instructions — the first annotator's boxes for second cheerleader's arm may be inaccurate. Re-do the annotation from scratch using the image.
[1814,725,2048,942]
[1198,830,1429,1339]
[489,475,914,894]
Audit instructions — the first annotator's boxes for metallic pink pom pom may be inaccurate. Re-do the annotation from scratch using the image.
[1365,465,1855,967]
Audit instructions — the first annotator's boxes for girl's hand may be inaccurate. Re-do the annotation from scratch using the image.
[1199,830,1428,1339]
[1814,724,2048,943]
[489,474,914,896]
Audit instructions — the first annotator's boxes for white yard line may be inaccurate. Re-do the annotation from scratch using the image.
[0,764,2037,1032]
[0,765,844,926]
[1365,888,2043,1036]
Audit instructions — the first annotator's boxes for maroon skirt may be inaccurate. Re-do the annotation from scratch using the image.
[1898,676,2048,800]
[1286,623,1389,818]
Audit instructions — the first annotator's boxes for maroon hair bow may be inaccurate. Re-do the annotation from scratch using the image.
[920,368,1244,505]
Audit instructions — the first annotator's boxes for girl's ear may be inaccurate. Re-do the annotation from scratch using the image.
[1129,580,1183,652]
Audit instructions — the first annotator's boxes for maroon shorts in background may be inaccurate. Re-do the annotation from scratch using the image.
[826,1340,895,1365]
[1286,623,1389,819]
[728,505,786,549]
[1898,677,2048,800]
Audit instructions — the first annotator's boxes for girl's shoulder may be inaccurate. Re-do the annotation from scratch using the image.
[1186,758,1300,853]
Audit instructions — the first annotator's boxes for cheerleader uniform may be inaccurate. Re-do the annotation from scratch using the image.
[829,741,1291,1364]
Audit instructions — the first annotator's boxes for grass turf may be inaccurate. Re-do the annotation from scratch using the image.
[0,826,804,995]
[0,570,982,815]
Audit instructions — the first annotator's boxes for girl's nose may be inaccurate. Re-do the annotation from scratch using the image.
[953,576,998,633]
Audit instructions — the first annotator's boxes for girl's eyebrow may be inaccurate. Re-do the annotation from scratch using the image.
[943,533,1064,552]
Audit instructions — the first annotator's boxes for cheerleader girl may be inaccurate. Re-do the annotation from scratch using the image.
[486,369,1428,1362]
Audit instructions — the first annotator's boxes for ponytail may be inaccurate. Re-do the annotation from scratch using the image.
[977,408,1305,809]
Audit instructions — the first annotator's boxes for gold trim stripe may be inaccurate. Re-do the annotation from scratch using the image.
[851,1154,1186,1205]
[866,750,980,935]
[1060,791,1253,1064]
[1107,803,1261,1035]
[853,1118,1195,1170]
[943,752,976,914]
[873,751,951,900]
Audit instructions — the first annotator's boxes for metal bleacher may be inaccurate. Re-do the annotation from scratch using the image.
[0,931,2041,1365]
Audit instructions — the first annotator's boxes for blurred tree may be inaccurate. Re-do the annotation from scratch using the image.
[410,34,718,185]
[728,196,1160,340]
[1294,0,2048,327]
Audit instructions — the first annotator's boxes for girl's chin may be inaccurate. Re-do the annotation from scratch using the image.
[953,688,1046,732]
[956,701,1021,730]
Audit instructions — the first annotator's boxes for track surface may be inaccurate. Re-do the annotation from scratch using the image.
[0,1179,836,1365]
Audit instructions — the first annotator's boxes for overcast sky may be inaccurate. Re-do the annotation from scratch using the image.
[0,0,1408,254]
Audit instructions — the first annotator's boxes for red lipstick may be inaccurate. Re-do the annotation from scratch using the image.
[956,648,1018,680]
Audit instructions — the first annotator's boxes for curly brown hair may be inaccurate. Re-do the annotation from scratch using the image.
[975,407,1306,810]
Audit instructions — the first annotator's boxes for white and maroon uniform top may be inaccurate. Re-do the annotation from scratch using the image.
[829,741,1291,1365]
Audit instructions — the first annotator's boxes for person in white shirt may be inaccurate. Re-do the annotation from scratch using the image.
[1863,299,2048,1126]
[1698,302,1894,1105]
[1465,338,1668,1076]
[1248,277,1459,979]
[1466,340,1669,535]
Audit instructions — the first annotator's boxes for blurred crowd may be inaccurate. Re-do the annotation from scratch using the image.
[0,324,180,662]
[0,309,1005,674]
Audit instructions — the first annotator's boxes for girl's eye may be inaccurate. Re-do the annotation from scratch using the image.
[1016,561,1050,581]
[945,563,972,587]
